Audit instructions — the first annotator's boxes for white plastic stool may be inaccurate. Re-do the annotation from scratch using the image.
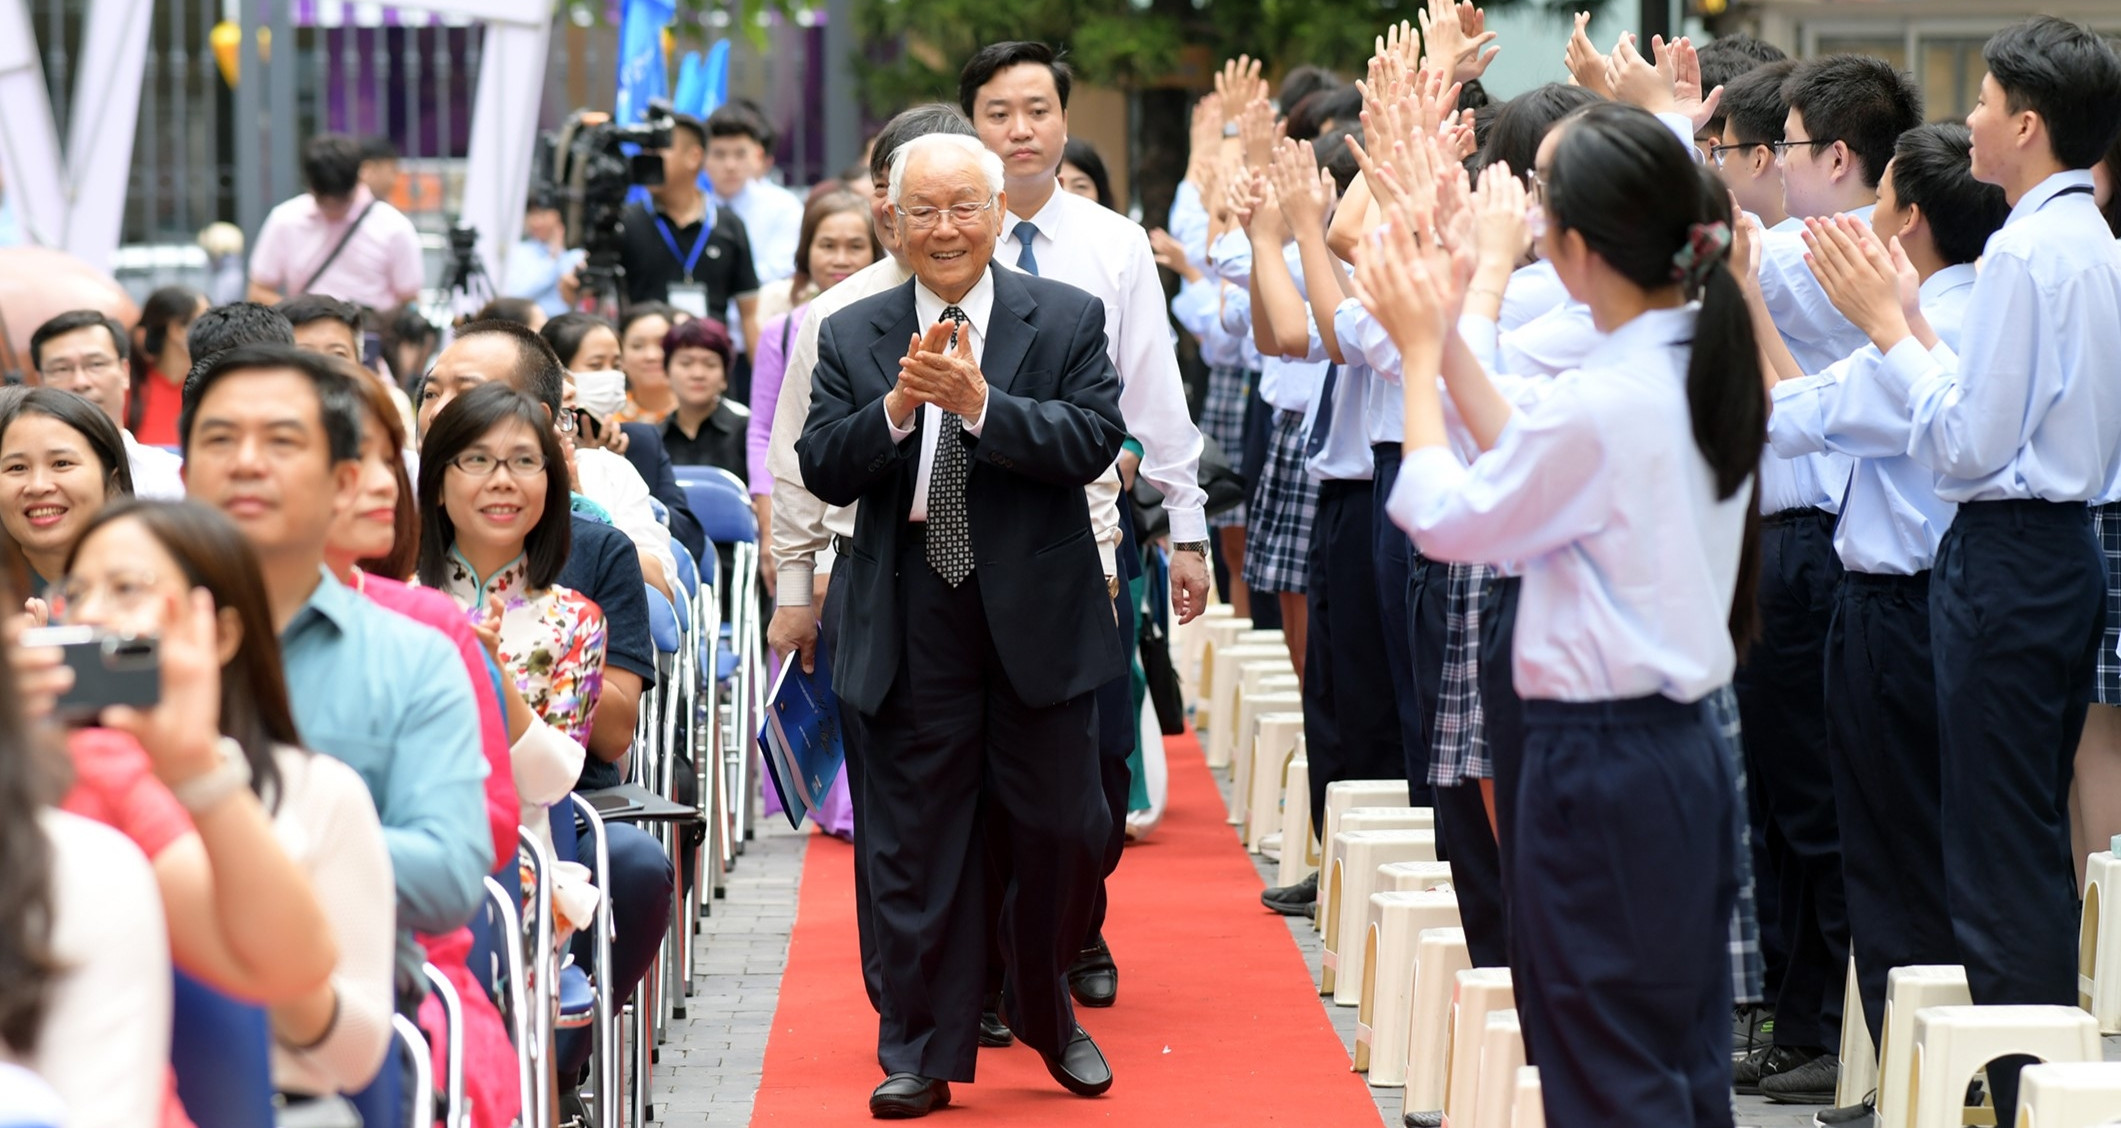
[1402,929,1471,1117]
[1177,605,1233,694]
[1355,890,1461,1081]
[1243,713,1305,850]
[1276,754,1313,887]
[1324,811,1435,926]
[1325,830,1439,1001]
[2079,851,2121,1033]
[2015,1061,2121,1127]
[1840,952,1880,1110]
[1908,1006,2099,1128]
[1206,646,1288,768]
[1191,616,1250,715]
[1378,860,1455,894]
[1228,690,1301,825]
[1512,1066,1546,1128]
[1469,1008,1526,1128]
[1316,781,1412,932]
[1443,968,1515,1127]
[1879,965,1973,1128]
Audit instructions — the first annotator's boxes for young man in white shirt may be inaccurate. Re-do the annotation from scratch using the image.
[705,101,808,286]
[27,310,185,499]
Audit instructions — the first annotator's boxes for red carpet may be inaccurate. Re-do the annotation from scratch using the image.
[751,730,1382,1124]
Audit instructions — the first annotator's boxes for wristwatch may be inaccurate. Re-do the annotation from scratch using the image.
[171,736,253,815]
[1171,540,1211,557]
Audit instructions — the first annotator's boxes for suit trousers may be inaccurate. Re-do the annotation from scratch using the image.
[1303,479,1406,833]
[1086,499,1144,948]
[1514,696,1736,1128]
[1931,500,2105,1119]
[823,568,885,1012]
[1407,551,1507,970]
[1373,445,1436,805]
[850,532,1107,1081]
[1825,571,1955,1045]
[1480,576,1525,903]
[1732,509,1847,1051]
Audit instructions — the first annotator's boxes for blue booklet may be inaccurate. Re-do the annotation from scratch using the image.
[757,644,846,831]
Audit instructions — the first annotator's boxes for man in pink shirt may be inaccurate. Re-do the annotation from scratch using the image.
[248,134,425,312]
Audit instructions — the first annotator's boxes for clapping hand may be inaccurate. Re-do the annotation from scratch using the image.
[897,320,988,419]
[1420,0,1500,84]
[1564,13,1611,96]
[1216,55,1268,120]
[1268,139,1336,234]
[1607,33,1723,132]
[1470,161,1532,269]
[1351,200,1464,371]
[1801,215,1921,351]
[1238,96,1279,171]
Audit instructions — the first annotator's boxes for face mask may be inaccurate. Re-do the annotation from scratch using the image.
[574,369,627,420]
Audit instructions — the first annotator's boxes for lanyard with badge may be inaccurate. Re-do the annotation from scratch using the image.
[657,210,716,319]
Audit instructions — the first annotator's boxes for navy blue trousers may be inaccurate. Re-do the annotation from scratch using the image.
[1931,500,2105,1119]
[1732,510,1847,1050]
[1302,479,1406,834]
[1373,445,1435,806]
[1514,695,1736,1128]
[1825,571,1956,1045]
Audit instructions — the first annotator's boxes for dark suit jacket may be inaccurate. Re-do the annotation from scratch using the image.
[618,422,707,564]
[797,265,1129,716]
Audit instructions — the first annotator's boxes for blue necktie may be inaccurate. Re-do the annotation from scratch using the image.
[1304,364,1341,458]
[1013,221,1040,276]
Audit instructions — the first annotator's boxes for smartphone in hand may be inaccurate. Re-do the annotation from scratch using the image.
[17,627,159,724]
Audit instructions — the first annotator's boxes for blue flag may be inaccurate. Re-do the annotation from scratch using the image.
[614,0,674,126]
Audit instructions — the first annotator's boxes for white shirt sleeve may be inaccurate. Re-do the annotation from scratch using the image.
[1113,226,1210,544]
[582,449,677,581]
[32,810,172,1128]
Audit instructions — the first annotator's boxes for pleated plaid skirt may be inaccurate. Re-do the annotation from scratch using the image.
[1201,365,1253,530]
[2094,502,2121,706]
[1241,410,1318,595]
[1705,683,1767,1005]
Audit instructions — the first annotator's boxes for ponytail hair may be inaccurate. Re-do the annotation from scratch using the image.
[1543,102,1768,645]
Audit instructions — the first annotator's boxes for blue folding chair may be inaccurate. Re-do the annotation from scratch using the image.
[674,470,763,865]
[169,971,274,1128]
[646,495,670,527]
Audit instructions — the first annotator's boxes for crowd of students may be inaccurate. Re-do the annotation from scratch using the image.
[1151,7,2121,1127]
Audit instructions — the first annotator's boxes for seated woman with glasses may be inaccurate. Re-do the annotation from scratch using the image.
[419,384,610,773]
[52,499,387,1106]
[0,389,135,598]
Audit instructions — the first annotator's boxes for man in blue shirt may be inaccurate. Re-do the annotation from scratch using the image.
[1813,18,2121,1122]
[180,343,492,996]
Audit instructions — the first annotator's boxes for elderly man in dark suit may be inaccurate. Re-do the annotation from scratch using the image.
[797,132,1128,1119]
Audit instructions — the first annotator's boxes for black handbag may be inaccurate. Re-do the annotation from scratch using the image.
[1132,434,1247,541]
[1138,546,1187,735]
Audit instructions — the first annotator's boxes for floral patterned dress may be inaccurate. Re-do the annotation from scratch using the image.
[438,550,609,746]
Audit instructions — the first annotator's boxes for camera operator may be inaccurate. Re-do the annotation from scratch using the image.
[607,115,760,363]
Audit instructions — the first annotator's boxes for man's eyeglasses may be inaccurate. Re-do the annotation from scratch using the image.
[897,199,998,229]
[1708,142,1769,168]
[41,356,119,381]
[1766,138,1835,162]
[450,451,548,478]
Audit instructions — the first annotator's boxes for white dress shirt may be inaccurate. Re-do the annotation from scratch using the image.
[886,271,994,520]
[574,445,677,580]
[123,430,185,500]
[1872,171,2121,503]
[1002,190,1209,542]
[1388,306,1750,704]
[1499,260,1570,332]
[719,177,807,284]
[767,257,915,602]
[1754,208,1875,516]
[1768,264,1975,575]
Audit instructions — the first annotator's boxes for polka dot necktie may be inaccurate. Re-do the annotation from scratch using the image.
[926,305,974,586]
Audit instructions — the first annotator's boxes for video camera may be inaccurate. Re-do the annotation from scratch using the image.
[536,98,678,316]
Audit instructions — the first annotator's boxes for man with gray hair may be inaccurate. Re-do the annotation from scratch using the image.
[797,131,1128,1117]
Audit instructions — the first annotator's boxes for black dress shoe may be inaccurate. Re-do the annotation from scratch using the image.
[978,1008,1014,1047]
[1068,939,1118,1007]
[1261,871,1318,916]
[1734,1044,1820,1095]
[870,1074,951,1119]
[1042,1027,1113,1097]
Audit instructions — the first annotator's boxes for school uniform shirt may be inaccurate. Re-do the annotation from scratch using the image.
[1459,301,1600,381]
[1169,179,1212,273]
[1499,259,1570,331]
[1334,298,1408,447]
[1767,264,1975,575]
[1002,189,1210,543]
[1173,275,1258,371]
[1211,281,1267,373]
[1388,306,1749,703]
[1301,340,1374,484]
[1754,208,1873,517]
[1872,170,2121,504]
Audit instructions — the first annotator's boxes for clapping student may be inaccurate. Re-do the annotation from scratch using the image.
[1791,18,2121,1121]
[1745,122,2008,1116]
[1363,102,1761,1124]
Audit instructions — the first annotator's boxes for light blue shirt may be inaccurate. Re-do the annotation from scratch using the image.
[718,177,806,283]
[504,239,586,317]
[1768,264,1976,575]
[1170,180,1211,274]
[1300,355,1375,482]
[1756,207,1875,516]
[1873,171,2121,504]
[1172,274,1255,371]
[1334,298,1408,446]
[1388,306,1750,704]
[280,568,492,986]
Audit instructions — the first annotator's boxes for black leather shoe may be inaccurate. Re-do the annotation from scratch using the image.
[978,1008,1014,1048]
[1068,939,1118,1007]
[1261,871,1318,916]
[1734,1044,1820,1096]
[1042,1027,1114,1097]
[869,1074,951,1119]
